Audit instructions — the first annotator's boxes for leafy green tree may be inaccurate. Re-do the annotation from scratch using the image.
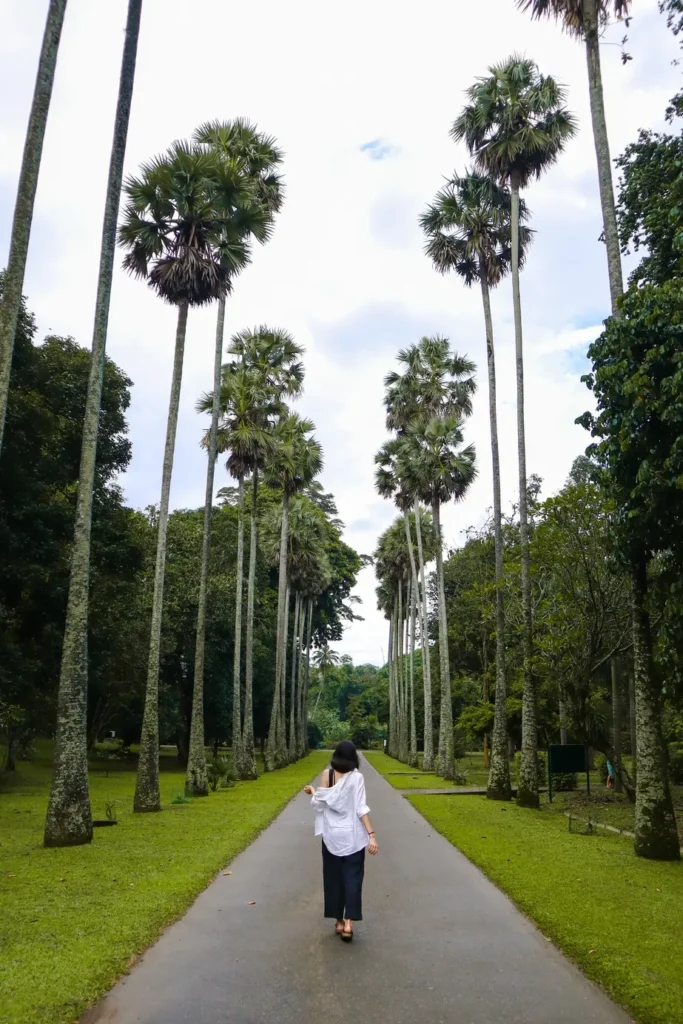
[516,0,629,312]
[0,0,67,455]
[421,171,532,799]
[119,142,266,811]
[616,129,683,289]
[44,0,143,848]
[187,121,283,792]
[453,57,577,808]
[580,281,682,860]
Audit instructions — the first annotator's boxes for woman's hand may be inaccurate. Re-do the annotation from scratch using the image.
[303,785,315,795]
[368,836,379,855]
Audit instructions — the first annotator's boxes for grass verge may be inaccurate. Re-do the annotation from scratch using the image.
[367,752,683,1024]
[0,747,327,1024]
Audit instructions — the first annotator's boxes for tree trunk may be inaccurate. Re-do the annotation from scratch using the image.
[584,0,624,316]
[480,266,512,801]
[241,469,258,779]
[134,301,189,812]
[611,658,623,795]
[408,576,418,767]
[0,0,68,455]
[297,597,309,758]
[510,172,538,810]
[186,297,226,797]
[289,592,300,761]
[414,501,434,772]
[230,472,246,775]
[387,616,396,758]
[266,493,289,770]
[304,600,313,755]
[631,558,679,860]
[629,669,637,782]
[280,583,290,763]
[398,579,408,763]
[559,690,568,746]
[433,499,454,781]
[43,0,142,845]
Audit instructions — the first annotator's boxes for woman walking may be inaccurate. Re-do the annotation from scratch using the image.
[303,740,378,942]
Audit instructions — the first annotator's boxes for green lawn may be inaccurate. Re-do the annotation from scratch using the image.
[367,752,683,1024]
[0,744,327,1024]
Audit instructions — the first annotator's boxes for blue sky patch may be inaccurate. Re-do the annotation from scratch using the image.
[359,138,397,161]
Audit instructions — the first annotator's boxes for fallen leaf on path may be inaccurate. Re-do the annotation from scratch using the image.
[589,949,597,954]
[7,873,15,878]
[222,870,232,876]
[248,900,256,906]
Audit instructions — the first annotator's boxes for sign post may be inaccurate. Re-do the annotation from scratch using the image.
[547,744,590,803]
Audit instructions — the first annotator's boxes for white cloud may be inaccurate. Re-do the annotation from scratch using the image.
[0,0,678,664]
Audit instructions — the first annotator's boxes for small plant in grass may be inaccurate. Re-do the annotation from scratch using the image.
[206,755,236,792]
[170,791,194,804]
[105,801,117,822]
[453,763,468,786]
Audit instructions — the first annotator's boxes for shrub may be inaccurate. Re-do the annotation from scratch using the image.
[552,772,578,792]
[594,753,609,785]
[206,756,235,792]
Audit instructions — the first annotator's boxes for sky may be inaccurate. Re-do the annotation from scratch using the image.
[0,0,680,666]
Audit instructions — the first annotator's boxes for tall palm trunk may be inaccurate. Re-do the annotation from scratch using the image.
[433,499,454,781]
[297,597,309,758]
[510,172,538,809]
[186,297,226,797]
[279,583,290,763]
[398,579,408,763]
[631,559,679,861]
[0,0,68,455]
[629,670,637,783]
[387,616,396,757]
[288,593,300,761]
[134,301,189,812]
[232,473,246,770]
[408,577,418,767]
[303,599,313,755]
[266,493,289,770]
[584,0,624,315]
[241,469,259,779]
[414,501,434,771]
[480,263,512,802]
[43,0,142,846]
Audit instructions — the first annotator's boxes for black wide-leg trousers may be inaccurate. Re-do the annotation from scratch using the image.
[322,840,365,921]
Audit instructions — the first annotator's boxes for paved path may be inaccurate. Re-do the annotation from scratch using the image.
[84,759,628,1024]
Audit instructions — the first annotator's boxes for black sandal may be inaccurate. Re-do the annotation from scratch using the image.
[340,926,353,943]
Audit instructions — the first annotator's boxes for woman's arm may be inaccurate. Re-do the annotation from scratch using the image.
[303,767,331,796]
[360,812,378,855]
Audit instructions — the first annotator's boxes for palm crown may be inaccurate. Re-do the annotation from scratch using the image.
[451,56,577,188]
[264,413,323,496]
[516,0,630,37]
[421,171,533,287]
[118,142,270,306]
[384,335,477,433]
[193,118,285,216]
[397,416,477,508]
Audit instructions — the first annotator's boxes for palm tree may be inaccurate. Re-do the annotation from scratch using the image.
[420,171,532,799]
[383,335,476,771]
[119,143,265,811]
[264,414,323,769]
[225,327,304,777]
[185,122,283,794]
[43,0,143,849]
[312,644,341,713]
[398,417,477,779]
[517,0,628,313]
[453,57,576,808]
[376,442,435,769]
[0,0,67,456]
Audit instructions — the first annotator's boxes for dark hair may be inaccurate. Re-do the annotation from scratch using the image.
[331,740,359,774]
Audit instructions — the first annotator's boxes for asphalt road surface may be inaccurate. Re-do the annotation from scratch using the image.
[83,757,629,1024]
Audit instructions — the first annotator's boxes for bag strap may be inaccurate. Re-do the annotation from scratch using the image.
[328,767,334,787]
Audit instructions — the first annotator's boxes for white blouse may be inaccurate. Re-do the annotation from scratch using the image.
[311,769,371,857]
